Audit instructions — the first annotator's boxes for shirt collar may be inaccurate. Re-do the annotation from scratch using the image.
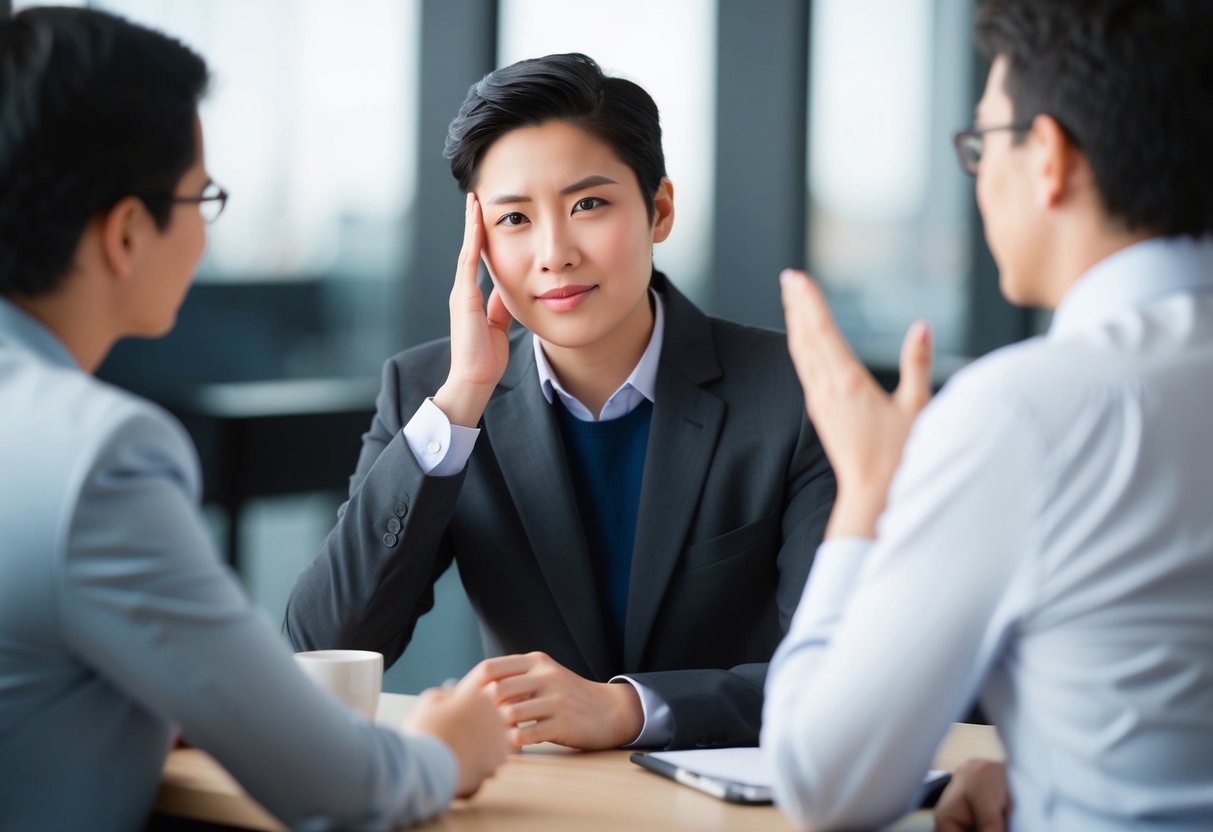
[0,296,79,370]
[1050,236,1213,339]
[533,288,665,418]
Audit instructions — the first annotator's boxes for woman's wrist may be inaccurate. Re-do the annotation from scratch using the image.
[433,379,494,428]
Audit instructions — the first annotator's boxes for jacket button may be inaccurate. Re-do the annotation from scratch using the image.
[382,532,398,547]
[387,517,402,535]
[394,500,408,518]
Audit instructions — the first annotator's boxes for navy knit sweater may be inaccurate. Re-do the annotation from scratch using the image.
[553,399,654,652]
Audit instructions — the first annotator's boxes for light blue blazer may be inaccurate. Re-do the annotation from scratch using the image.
[0,298,455,831]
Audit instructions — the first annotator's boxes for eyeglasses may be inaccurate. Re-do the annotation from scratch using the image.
[170,180,229,222]
[143,180,229,223]
[951,123,1032,176]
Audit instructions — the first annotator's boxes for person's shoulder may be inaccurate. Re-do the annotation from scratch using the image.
[383,335,453,372]
[6,354,186,453]
[930,333,1117,443]
[0,354,199,536]
[376,336,456,401]
[706,315,789,351]
[702,315,800,389]
[67,375,197,485]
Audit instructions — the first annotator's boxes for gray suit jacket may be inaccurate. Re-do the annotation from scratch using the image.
[0,298,457,831]
[286,273,835,748]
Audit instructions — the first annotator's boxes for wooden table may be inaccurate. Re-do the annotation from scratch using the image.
[156,694,1005,831]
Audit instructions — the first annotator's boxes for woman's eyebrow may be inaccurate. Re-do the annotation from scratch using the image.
[560,174,617,194]
[487,174,618,205]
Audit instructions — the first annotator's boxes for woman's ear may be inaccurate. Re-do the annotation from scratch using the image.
[651,177,675,243]
[99,196,147,281]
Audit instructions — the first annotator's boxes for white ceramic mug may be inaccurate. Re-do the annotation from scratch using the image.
[294,649,383,720]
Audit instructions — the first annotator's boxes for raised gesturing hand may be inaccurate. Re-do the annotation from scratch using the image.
[780,268,933,539]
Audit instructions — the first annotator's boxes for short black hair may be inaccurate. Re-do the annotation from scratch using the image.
[974,0,1213,238]
[0,7,210,297]
[444,53,666,220]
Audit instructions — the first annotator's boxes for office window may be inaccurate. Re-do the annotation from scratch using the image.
[57,0,424,378]
[808,0,973,363]
[91,0,419,283]
[498,0,716,303]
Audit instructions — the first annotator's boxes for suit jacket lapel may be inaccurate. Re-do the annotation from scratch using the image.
[624,275,725,670]
[483,335,615,679]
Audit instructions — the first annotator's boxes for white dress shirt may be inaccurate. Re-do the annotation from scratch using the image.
[762,236,1213,831]
[402,291,673,746]
[0,298,457,831]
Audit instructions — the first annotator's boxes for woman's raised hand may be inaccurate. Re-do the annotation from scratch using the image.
[433,193,513,427]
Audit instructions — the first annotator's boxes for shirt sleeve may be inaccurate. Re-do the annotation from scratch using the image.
[761,377,1041,831]
[402,397,481,476]
[610,676,673,748]
[58,407,458,830]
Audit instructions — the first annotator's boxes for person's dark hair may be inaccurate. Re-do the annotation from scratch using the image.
[974,0,1213,237]
[0,7,209,297]
[444,53,666,220]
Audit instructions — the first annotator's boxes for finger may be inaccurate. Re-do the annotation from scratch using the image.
[932,782,973,832]
[509,719,551,748]
[489,673,541,704]
[486,285,513,331]
[781,273,882,435]
[894,319,933,415]
[780,270,851,362]
[457,193,479,274]
[502,695,554,726]
[476,653,537,683]
[457,659,495,690]
[452,194,485,313]
[779,269,824,380]
[971,780,1009,832]
[414,687,448,707]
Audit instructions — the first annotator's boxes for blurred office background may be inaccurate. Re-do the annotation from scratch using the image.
[5,0,1034,693]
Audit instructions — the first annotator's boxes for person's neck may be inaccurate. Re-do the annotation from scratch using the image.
[1041,219,1157,309]
[11,283,118,373]
[541,291,654,418]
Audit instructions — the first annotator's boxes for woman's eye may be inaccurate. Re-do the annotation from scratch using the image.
[497,212,527,227]
[573,197,606,213]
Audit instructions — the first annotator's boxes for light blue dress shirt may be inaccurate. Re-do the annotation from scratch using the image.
[0,298,457,831]
[762,236,1213,831]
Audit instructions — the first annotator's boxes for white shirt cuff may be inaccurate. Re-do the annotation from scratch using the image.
[610,676,672,748]
[402,398,480,477]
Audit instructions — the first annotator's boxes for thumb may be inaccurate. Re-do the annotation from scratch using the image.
[486,286,513,331]
[894,319,932,415]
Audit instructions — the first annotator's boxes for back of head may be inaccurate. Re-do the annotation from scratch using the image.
[0,7,209,298]
[974,0,1213,238]
[444,52,666,219]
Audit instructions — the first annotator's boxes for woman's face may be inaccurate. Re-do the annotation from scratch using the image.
[473,120,674,350]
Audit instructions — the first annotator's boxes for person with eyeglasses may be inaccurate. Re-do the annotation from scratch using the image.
[762,0,1213,830]
[0,9,508,831]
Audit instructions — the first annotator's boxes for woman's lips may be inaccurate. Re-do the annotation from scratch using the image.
[537,284,596,312]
